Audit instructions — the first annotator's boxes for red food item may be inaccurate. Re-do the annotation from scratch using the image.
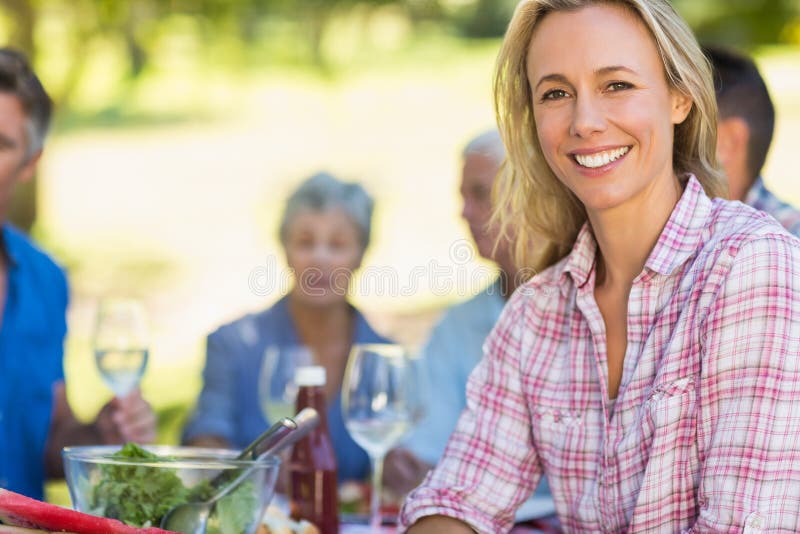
[0,490,176,534]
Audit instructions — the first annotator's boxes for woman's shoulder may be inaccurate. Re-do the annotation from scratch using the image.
[511,255,571,303]
[703,198,800,259]
[499,258,572,327]
[352,304,393,344]
[688,198,800,294]
[208,298,288,346]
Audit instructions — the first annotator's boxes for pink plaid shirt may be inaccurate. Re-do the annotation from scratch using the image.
[400,176,800,533]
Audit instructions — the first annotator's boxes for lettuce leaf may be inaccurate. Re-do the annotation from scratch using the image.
[90,443,189,527]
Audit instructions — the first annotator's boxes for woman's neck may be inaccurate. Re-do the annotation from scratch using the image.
[287,293,354,347]
[589,175,683,289]
[287,292,355,398]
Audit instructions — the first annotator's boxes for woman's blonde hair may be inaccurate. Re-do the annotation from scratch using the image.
[493,0,728,274]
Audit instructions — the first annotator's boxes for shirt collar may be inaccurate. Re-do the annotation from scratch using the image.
[560,223,597,290]
[560,174,712,288]
[644,175,711,276]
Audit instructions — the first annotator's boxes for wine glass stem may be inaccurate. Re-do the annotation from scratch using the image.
[370,453,385,532]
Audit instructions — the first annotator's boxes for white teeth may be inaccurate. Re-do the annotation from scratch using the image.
[575,146,629,168]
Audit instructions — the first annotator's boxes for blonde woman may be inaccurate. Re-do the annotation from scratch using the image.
[400,1,800,532]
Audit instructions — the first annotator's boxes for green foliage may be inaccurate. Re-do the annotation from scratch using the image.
[1,0,796,114]
[673,0,800,49]
[448,0,518,38]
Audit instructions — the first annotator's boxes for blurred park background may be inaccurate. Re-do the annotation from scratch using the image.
[1,0,798,494]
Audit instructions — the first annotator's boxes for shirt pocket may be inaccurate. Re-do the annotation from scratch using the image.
[529,401,601,474]
[640,375,698,459]
[645,376,695,418]
[627,376,700,521]
[624,376,697,457]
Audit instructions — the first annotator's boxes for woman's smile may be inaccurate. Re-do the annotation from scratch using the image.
[569,145,632,175]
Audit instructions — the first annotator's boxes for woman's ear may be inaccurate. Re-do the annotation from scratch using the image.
[670,90,693,125]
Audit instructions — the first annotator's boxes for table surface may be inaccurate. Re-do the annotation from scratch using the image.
[273,494,562,533]
[338,515,562,533]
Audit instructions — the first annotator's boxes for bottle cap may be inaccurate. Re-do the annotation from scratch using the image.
[295,365,326,387]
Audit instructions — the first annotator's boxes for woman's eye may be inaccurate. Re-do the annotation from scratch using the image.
[607,81,632,91]
[541,89,569,101]
[294,238,314,249]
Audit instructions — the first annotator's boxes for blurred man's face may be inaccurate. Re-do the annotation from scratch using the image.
[0,92,38,222]
[715,115,751,202]
[460,152,502,261]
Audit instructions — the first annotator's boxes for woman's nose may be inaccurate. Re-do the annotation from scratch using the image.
[311,244,333,264]
[569,94,607,138]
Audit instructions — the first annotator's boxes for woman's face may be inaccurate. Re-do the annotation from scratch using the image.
[527,4,692,216]
[284,207,364,307]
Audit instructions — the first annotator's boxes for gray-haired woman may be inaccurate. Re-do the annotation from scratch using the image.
[183,172,390,482]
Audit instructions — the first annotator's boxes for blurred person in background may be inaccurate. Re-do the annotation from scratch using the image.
[706,44,800,236]
[384,131,551,514]
[0,48,156,501]
[183,172,389,483]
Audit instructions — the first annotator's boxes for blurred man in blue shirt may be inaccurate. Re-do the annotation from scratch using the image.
[0,48,156,500]
[384,131,551,516]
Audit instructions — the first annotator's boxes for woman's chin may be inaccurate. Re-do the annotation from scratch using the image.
[291,288,349,308]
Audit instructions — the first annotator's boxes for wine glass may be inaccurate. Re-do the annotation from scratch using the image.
[341,343,426,532]
[258,345,314,423]
[93,298,149,398]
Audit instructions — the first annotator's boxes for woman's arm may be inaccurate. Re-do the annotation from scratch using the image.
[407,515,475,533]
[692,236,800,531]
[399,293,542,533]
[181,330,239,444]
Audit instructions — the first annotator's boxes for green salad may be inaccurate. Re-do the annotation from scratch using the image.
[90,443,258,533]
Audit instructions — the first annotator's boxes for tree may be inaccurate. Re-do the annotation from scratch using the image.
[674,0,800,48]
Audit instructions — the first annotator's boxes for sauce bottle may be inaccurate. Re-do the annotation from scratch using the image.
[289,365,339,534]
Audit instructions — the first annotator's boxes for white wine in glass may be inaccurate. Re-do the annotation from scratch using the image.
[342,343,425,532]
[258,345,314,423]
[94,299,149,398]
